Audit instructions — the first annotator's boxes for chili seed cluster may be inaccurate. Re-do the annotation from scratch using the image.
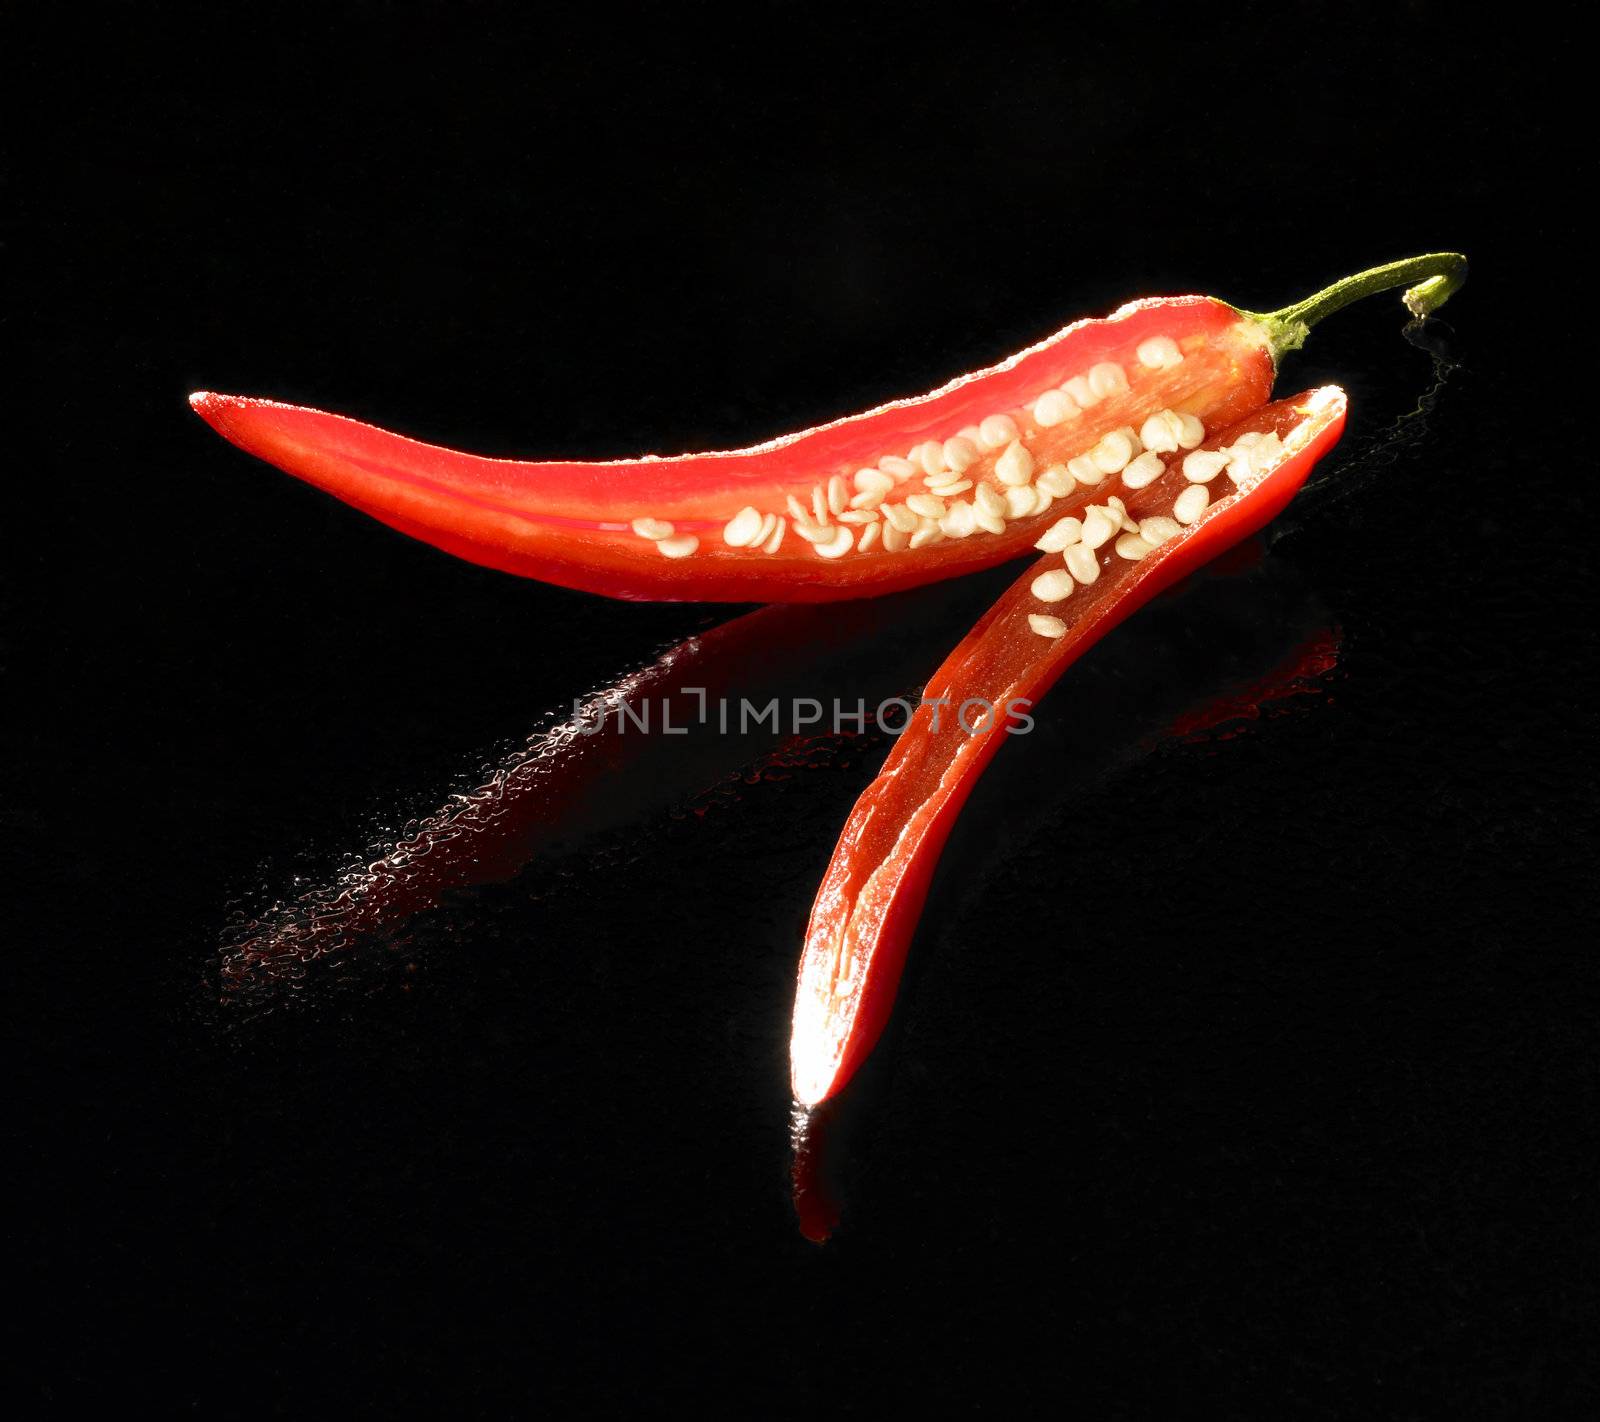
[1025,428,1287,639]
[627,335,1198,562]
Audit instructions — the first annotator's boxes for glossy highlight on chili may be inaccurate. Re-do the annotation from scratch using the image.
[191,253,1467,1108]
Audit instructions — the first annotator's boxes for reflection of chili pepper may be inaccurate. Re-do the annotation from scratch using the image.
[1163,623,1342,746]
[190,257,1463,604]
[218,577,1002,1001]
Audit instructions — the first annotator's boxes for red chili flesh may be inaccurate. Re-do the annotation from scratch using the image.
[191,297,1272,602]
[789,388,1348,1106]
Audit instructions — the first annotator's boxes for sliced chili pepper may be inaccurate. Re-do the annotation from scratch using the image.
[785,255,1466,1104]
[788,387,1349,1106]
[190,256,1463,604]
[190,303,1266,601]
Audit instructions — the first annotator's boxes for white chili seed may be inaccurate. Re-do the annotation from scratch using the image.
[1035,516,1083,552]
[1067,454,1104,486]
[1033,389,1080,427]
[1139,410,1183,454]
[1080,507,1116,550]
[912,440,946,477]
[881,502,918,533]
[1136,336,1182,370]
[1031,569,1074,602]
[1035,463,1074,498]
[1182,450,1228,483]
[722,506,764,547]
[1062,375,1098,408]
[1064,543,1100,584]
[1088,362,1129,399]
[1122,451,1165,489]
[995,439,1035,487]
[940,501,977,539]
[978,414,1020,450]
[943,436,979,473]
[814,525,854,559]
[1090,431,1134,475]
[826,475,848,517]
[1173,485,1209,525]
[1004,485,1038,519]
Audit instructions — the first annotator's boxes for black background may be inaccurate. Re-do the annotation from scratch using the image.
[11,3,1594,1415]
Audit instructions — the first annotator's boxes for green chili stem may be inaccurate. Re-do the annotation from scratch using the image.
[1241,253,1468,362]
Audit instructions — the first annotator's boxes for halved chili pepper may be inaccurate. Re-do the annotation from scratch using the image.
[787,256,1468,1106]
[189,257,1463,605]
[788,388,1348,1106]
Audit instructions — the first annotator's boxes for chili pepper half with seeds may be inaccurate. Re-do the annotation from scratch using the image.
[789,387,1347,1105]
[191,253,1466,1101]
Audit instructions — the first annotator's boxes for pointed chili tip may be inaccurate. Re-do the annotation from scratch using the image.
[790,1044,837,1110]
[189,390,247,439]
[189,390,256,413]
[188,390,224,423]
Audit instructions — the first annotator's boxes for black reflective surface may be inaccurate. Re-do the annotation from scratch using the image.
[13,6,1592,1414]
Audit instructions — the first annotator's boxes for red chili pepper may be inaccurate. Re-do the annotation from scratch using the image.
[788,387,1349,1106]
[189,256,1462,605]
